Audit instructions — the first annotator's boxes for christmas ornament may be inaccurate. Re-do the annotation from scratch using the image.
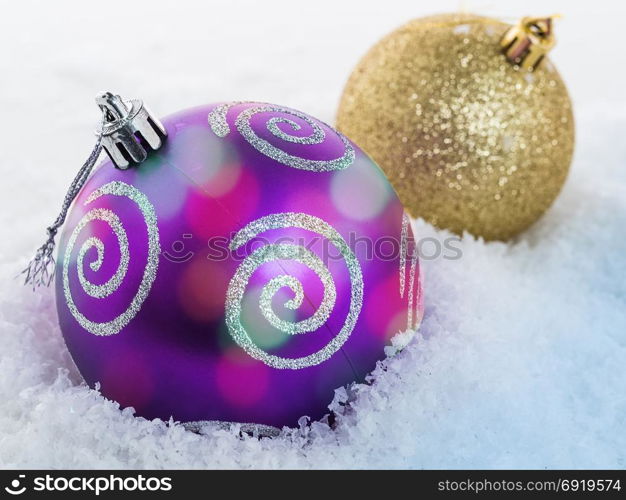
[337,14,575,241]
[29,94,423,431]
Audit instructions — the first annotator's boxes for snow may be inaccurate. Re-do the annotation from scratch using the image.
[0,0,625,468]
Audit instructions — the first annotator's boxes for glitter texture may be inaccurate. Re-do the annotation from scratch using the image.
[226,212,363,369]
[55,103,421,429]
[406,251,419,331]
[76,213,128,299]
[209,102,355,171]
[182,420,281,438]
[62,181,160,336]
[398,212,420,330]
[208,102,242,138]
[259,272,336,334]
[337,13,575,241]
[399,212,410,298]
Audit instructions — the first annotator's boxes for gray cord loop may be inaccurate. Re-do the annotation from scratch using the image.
[22,112,106,288]
[22,92,166,289]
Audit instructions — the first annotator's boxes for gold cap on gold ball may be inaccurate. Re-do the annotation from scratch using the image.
[336,13,575,241]
[501,16,557,71]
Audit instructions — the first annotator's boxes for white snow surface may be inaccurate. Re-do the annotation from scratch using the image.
[0,0,625,468]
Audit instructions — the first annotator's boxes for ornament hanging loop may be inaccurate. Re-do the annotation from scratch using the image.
[97,92,167,170]
[22,110,106,289]
[501,15,558,71]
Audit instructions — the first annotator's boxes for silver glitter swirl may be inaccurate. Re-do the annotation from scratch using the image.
[76,213,128,299]
[62,181,160,336]
[183,420,281,438]
[399,212,410,298]
[208,101,243,138]
[399,213,421,331]
[406,251,419,331]
[208,102,355,171]
[225,212,363,369]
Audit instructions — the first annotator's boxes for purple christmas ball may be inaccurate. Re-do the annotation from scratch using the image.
[55,101,423,430]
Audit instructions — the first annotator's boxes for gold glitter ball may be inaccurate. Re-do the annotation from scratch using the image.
[337,13,575,241]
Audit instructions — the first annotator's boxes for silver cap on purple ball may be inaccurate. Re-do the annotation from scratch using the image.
[96,92,167,169]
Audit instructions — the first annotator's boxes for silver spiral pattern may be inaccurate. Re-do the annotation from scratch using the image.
[62,181,160,336]
[208,102,355,171]
[225,212,364,369]
[399,212,421,331]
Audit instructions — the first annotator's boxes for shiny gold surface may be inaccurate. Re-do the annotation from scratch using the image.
[337,13,575,241]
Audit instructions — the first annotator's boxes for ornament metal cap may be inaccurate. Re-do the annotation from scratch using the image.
[500,16,557,71]
[96,92,167,169]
